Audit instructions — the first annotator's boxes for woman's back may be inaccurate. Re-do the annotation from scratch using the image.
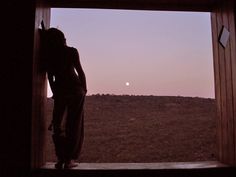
[47,46,83,96]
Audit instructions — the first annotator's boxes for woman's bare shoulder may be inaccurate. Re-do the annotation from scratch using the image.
[66,46,78,53]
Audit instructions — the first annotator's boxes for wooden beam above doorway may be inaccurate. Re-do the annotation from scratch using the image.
[48,0,216,12]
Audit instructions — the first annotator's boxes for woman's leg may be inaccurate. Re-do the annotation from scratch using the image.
[65,94,85,163]
[52,97,67,166]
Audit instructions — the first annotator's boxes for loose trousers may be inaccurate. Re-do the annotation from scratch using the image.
[52,93,85,161]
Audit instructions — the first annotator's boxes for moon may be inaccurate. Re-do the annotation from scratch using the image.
[125,82,130,86]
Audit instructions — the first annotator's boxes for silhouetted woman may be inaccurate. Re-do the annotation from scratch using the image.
[44,28,87,169]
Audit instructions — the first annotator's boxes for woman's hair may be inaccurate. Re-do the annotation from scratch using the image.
[43,28,67,72]
[46,28,66,47]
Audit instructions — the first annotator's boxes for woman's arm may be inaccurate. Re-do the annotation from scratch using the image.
[47,72,56,98]
[73,49,87,93]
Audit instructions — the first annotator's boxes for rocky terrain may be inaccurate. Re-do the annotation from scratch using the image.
[45,95,217,163]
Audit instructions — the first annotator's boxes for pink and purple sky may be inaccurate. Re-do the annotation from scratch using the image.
[48,9,214,98]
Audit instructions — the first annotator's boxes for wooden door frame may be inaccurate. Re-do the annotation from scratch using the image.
[32,0,236,169]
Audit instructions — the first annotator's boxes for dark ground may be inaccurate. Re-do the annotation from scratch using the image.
[45,95,217,163]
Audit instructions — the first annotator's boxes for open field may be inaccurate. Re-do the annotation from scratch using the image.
[45,95,217,162]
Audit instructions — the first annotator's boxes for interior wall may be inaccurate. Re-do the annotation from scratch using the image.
[0,0,50,176]
[1,1,37,177]
[211,0,236,166]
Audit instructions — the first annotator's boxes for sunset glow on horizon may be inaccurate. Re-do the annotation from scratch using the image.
[48,9,214,98]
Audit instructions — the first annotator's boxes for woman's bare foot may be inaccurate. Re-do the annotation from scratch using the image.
[64,160,78,169]
[55,161,64,169]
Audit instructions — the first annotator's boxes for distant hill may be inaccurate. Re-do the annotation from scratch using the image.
[45,95,217,162]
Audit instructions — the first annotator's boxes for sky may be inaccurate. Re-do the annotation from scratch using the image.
[48,8,214,98]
